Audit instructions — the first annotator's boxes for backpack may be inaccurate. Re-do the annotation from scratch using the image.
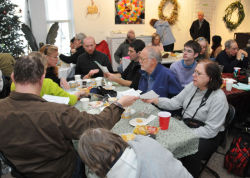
[224,134,250,177]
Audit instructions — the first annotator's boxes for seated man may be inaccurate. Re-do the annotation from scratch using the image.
[139,46,182,98]
[170,40,201,87]
[216,39,248,73]
[0,54,137,177]
[0,53,15,78]
[75,36,114,78]
[114,30,136,72]
[105,39,145,89]
[59,33,86,64]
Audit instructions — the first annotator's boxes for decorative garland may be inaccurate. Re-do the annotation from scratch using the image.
[117,0,144,23]
[158,0,179,25]
[223,1,245,31]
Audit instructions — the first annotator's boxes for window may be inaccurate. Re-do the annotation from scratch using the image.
[44,0,74,54]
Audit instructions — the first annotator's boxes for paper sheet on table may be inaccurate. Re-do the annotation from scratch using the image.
[140,90,159,99]
[94,61,109,73]
[122,57,131,71]
[117,89,142,98]
[233,83,250,91]
[42,95,70,104]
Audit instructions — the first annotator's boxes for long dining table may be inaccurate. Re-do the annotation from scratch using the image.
[74,84,199,158]
[72,83,199,177]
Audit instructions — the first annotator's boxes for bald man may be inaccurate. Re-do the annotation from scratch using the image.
[75,36,114,78]
[190,11,210,44]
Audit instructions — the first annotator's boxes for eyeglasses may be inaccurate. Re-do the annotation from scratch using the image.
[139,57,148,62]
[193,70,206,76]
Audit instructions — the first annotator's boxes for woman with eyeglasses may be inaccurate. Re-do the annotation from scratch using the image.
[195,37,210,60]
[142,59,228,178]
[40,45,70,89]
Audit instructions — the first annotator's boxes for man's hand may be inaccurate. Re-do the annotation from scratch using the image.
[60,78,70,90]
[106,73,117,82]
[236,49,248,60]
[117,96,138,108]
[141,98,159,105]
[83,69,99,79]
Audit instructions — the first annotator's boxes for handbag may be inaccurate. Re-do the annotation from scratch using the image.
[181,88,212,128]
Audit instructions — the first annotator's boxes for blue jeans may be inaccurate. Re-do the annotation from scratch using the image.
[72,154,86,178]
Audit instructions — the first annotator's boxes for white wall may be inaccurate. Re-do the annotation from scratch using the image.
[73,0,250,50]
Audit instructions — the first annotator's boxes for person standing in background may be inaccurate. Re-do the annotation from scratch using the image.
[114,30,136,73]
[149,19,176,52]
[190,11,210,44]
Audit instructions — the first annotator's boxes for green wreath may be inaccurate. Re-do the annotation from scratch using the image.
[223,1,245,31]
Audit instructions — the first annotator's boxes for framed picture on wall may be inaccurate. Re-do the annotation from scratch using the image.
[115,0,145,24]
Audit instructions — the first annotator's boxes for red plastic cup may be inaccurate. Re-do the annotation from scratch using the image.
[158,112,171,130]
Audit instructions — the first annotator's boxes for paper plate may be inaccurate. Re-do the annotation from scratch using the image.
[89,101,103,108]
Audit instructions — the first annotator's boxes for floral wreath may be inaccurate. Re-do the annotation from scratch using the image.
[117,0,144,23]
[158,0,179,25]
[223,1,245,31]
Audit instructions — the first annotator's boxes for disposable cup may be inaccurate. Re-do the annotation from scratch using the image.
[226,79,234,91]
[80,98,89,110]
[95,77,103,86]
[158,111,171,130]
[74,75,81,81]
[76,79,83,88]
[233,67,241,78]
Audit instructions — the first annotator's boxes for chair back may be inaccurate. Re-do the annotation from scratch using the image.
[221,104,235,148]
[0,151,26,178]
[225,104,235,129]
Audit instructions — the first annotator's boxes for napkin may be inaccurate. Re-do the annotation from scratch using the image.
[94,61,109,73]
[43,95,70,104]
[145,115,157,124]
[117,89,141,98]
[140,90,159,99]
[233,83,250,91]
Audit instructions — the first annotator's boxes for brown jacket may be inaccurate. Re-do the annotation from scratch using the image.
[0,92,124,178]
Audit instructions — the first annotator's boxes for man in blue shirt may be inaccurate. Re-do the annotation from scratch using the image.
[138,46,182,98]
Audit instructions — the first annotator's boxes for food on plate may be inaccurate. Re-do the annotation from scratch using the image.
[136,118,143,123]
[69,81,77,88]
[121,133,135,142]
[103,101,110,107]
[170,52,177,57]
[89,101,103,108]
[133,125,159,135]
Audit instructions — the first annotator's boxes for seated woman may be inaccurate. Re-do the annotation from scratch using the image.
[78,128,192,178]
[11,52,86,106]
[142,59,228,178]
[147,33,164,52]
[195,37,210,60]
[210,35,222,58]
[40,45,70,89]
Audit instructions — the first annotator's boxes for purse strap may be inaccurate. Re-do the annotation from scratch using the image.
[181,88,212,120]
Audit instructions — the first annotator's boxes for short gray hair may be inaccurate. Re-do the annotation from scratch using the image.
[75,33,86,44]
[146,46,162,62]
[225,39,236,49]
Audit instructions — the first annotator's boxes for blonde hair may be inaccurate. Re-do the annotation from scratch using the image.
[39,44,58,76]
[40,44,58,56]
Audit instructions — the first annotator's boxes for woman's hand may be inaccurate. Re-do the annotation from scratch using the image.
[60,78,70,90]
[141,98,159,105]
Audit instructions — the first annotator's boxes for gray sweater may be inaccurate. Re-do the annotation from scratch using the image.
[107,135,192,178]
[158,82,228,139]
